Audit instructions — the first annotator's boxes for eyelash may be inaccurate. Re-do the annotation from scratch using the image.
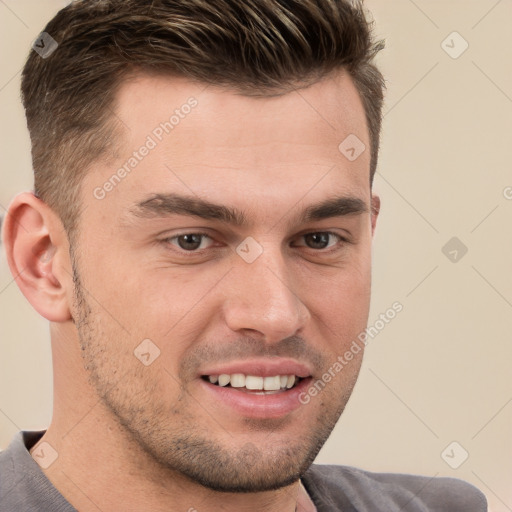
[161,231,350,256]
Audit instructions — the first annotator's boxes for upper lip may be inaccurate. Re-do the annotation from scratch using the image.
[198,358,313,379]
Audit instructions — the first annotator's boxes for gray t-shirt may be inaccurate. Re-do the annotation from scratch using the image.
[0,430,487,511]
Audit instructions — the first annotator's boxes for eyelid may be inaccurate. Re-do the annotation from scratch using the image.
[160,230,351,256]
[163,231,216,251]
[292,231,350,249]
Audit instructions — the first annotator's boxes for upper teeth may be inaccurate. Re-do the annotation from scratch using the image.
[208,374,297,390]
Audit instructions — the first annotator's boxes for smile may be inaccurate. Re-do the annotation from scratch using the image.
[202,374,303,393]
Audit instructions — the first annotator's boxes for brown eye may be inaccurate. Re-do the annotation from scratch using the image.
[176,234,204,251]
[297,232,343,250]
[165,233,214,252]
[304,233,331,249]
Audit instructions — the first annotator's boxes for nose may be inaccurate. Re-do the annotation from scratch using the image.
[222,245,310,344]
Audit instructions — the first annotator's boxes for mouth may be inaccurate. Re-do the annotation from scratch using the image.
[198,371,312,419]
[201,374,304,394]
[197,359,314,418]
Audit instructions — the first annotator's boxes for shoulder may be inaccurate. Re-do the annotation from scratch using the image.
[1,430,76,511]
[302,464,487,512]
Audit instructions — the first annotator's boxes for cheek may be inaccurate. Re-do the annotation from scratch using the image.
[312,250,372,306]
[77,292,186,407]
[80,257,181,334]
[306,255,372,349]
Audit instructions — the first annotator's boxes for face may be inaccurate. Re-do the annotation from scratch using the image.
[71,71,377,492]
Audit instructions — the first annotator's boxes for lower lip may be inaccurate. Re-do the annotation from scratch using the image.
[199,378,313,419]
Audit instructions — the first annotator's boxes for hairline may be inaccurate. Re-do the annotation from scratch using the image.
[66,66,373,249]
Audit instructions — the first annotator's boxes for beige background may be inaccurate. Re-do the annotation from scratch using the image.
[1,1,511,510]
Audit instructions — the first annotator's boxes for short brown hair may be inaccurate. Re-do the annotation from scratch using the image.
[21,0,385,239]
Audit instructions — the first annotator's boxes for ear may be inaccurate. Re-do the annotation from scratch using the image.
[2,192,73,322]
[370,194,380,236]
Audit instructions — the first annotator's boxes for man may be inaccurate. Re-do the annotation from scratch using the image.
[0,0,487,510]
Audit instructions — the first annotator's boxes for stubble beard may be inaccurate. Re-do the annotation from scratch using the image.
[70,256,358,493]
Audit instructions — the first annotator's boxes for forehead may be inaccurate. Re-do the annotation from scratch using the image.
[83,71,371,223]
[113,71,368,150]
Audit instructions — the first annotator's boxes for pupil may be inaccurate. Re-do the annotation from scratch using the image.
[179,234,202,250]
[306,233,329,249]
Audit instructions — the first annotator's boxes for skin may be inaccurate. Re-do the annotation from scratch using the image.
[3,70,379,512]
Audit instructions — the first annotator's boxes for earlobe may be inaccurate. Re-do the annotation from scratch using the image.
[370,194,380,236]
[2,192,73,322]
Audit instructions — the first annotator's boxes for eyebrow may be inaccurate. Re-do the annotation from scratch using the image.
[128,192,368,227]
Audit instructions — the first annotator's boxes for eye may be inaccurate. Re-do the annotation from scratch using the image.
[165,233,214,252]
[161,230,349,256]
[294,232,346,250]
